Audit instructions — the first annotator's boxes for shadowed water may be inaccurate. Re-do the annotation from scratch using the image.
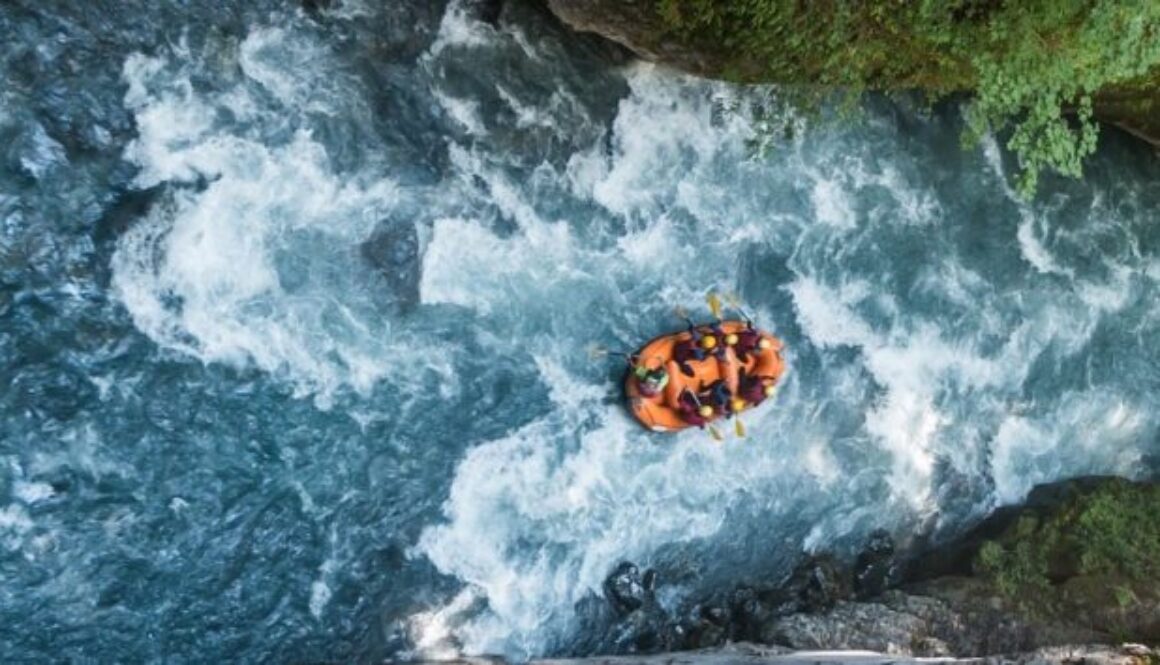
[2,0,1159,662]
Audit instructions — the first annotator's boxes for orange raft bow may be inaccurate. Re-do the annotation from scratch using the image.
[625,321,785,432]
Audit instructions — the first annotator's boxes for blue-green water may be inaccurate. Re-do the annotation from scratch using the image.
[3,0,1160,662]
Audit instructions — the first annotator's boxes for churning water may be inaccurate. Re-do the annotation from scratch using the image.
[2,0,1159,661]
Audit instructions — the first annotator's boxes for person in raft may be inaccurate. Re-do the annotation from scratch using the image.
[673,331,713,377]
[725,323,773,362]
[674,319,728,375]
[633,364,669,397]
[737,368,777,406]
[676,389,714,427]
[705,379,735,415]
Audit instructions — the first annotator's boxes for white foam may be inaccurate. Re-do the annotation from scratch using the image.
[406,588,481,660]
[309,580,331,619]
[979,133,1080,278]
[802,440,840,488]
[0,505,32,531]
[496,85,554,129]
[425,0,496,58]
[786,278,875,349]
[13,482,54,504]
[434,90,488,136]
[1017,215,1068,276]
[583,65,752,221]
[0,504,33,553]
[114,40,418,400]
[787,275,1022,509]
[239,26,347,113]
[414,365,734,656]
[991,390,1149,504]
[811,177,856,230]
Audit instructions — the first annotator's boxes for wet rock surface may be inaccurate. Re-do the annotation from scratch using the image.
[360,220,421,310]
[599,477,1160,659]
[852,529,899,599]
[603,562,652,615]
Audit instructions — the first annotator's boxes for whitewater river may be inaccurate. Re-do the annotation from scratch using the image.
[2,1,1159,661]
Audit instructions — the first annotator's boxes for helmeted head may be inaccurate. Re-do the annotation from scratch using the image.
[758,337,772,350]
[724,333,739,346]
[700,335,718,350]
[698,405,713,418]
[763,384,776,398]
[638,367,668,396]
[644,368,666,386]
[730,398,746,413]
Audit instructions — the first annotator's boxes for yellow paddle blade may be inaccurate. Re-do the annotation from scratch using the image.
[734,418,746,438]
[708,425,724,442]
[707,293,722,320]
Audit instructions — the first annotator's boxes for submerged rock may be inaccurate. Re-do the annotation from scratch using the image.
[360,220,421,310]
[852,530,898,599]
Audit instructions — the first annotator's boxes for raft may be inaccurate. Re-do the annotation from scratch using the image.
[625,321,785,432]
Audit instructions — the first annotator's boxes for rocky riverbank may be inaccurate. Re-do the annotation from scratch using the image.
[540,1,1160,155]
[594,477,1160,658]
[417,641,1159,665]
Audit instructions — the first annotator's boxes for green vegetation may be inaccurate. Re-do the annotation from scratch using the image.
[654,1,1160,195]
[972,479,1160,627]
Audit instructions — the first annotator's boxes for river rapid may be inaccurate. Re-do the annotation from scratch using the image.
[2,1,1160,662]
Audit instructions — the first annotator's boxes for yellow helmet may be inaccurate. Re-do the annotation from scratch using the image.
[731,398,746,413]
[700,335,718,350]
[763,384,776,397]
[724,333,739,346]
[698,405,713,418]
[758,337,772,350]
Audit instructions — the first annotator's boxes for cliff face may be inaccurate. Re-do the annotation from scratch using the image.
[422,642,1158,665]
[594,477,1160,659]
[542,1,728,78]
[1094,79,1160,149]
[541,1,1160,149]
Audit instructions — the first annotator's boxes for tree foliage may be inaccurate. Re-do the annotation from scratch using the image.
[655,1,1160,195]
[973,480,1160,604]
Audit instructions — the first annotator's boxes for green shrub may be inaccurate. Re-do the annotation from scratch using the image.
[973,480,1160,604]
[974,516,1053,605]
[654,1,1160,196]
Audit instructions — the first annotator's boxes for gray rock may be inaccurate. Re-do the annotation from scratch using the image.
[853,530,897,599]
[762,600,930,654]
[604,562,647,615]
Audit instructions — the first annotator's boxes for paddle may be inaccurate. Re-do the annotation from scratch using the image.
[724,292,755,324]
[588,344,631,361]
[588,344,610,360]
[706,292,723,320]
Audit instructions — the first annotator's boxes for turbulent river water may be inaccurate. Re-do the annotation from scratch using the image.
[3,0,1160,662]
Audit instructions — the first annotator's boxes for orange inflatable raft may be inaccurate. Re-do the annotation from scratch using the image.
[625,320,785,432]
